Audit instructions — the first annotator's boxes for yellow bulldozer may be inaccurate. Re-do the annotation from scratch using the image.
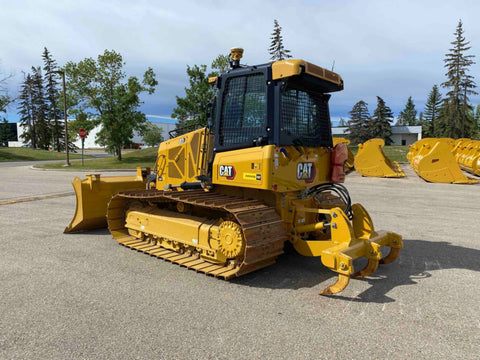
[65,49,402,295]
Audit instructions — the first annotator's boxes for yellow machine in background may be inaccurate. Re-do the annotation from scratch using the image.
[67,49,403,295]
[407,138,478,184]
[454,138,480,176]
[354,138,405,178]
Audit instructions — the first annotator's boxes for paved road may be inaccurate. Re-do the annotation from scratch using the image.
[0,163,479,359]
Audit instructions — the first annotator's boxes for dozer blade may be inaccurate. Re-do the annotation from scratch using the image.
[354,138,405,178]
[411,140,478,184]
[64,168,150,233]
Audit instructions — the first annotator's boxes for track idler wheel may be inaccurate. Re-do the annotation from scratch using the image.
[218,221,245,258]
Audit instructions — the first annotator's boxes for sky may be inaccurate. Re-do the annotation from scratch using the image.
[1,0,480,125]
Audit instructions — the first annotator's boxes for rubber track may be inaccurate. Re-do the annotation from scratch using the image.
[107,189,287,279]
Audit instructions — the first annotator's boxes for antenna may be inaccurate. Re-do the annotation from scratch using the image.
[331,60,335,71]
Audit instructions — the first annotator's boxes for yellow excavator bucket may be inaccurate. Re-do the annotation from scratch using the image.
[409,139,478,184]
[333,137,354,171]
[456,139,480,176]
[408,138,455,163]
[453,138,470,163]
[64,167,150,233]
[353,138,405,178]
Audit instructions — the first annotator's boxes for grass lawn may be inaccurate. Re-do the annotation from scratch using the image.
[0,147,88,162]
[34,145,410,170]
[349,145,409,163]
[36,147,158,169]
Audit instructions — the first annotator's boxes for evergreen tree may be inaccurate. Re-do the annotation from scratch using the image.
[338,118,347,127]
[347,100,370,145]
[417,111,424,134]
[42,47,63,151]
[440,20,477,138]
[268,19,292,61]
[369,96,394,145]
[397,96,417,125]
[172,64,216,133]
[474,104,480,136]
[30,66,50,150]
[423,85,442,137]
[18,72,36,148]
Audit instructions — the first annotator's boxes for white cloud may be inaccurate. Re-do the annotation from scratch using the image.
[2,0,480,121]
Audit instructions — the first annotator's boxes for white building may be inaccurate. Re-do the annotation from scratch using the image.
[9,118,177,149]
[332,125,422,145]
[9,120,422,148]
[72,121,177,149]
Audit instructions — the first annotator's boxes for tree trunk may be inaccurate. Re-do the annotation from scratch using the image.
[117,143,122,161]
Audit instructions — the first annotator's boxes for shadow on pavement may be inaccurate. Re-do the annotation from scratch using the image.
[231,239,480,303]
[70,228,479,303]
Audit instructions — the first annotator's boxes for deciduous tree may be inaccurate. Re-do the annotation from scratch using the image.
[142,122,163,147]
[211,54,230,75]
[64,50,157,160]
[171,64,215,133]
[0,73,11,146]
[0,65,12,116]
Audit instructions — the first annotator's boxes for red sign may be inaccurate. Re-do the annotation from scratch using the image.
[78,128,87,138]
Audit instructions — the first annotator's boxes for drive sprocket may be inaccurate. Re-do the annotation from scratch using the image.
[218,220,244,258]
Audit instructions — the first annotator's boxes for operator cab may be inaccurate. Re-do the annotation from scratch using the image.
[211,49,344,153]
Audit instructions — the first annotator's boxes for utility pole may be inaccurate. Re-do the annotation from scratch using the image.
[54,70,70,166]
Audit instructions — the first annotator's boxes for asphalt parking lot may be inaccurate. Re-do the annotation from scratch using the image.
[1,163,479,359]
